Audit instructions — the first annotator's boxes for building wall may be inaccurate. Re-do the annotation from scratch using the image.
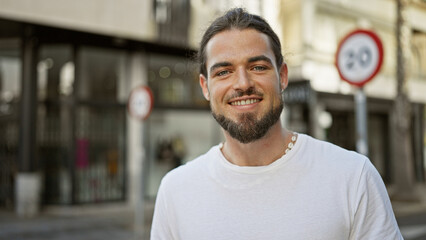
[188,0,282,49]
[0,0,156,41]
[0,0,282,49]
[280,0,426,103]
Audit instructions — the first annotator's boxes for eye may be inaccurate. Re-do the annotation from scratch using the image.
[216,70,230,77]
[252,65,267,71]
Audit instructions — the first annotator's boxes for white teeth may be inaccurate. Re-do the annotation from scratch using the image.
[231,99,259,106]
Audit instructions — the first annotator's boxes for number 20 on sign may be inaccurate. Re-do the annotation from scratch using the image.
[335,29,384,87]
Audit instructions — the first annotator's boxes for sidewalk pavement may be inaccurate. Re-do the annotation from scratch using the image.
[0,202,155,240]
[390,184,426,217]
[395,200,426,240]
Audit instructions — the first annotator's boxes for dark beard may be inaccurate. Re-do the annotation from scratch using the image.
[212,100,283,144]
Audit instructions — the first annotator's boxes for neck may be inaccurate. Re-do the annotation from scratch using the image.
[221,123,293,166]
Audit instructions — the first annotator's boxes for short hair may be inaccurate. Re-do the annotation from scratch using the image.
[198,8,283,78]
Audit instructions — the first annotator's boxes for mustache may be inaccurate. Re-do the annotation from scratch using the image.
[225,87,264,101]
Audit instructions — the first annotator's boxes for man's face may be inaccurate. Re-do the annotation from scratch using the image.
[199,29,288,143]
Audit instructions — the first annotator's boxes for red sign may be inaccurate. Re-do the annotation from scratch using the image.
[335,29,384,87]
[127,86,153,121]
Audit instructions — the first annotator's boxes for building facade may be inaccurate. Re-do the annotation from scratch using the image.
[0,0,213,212]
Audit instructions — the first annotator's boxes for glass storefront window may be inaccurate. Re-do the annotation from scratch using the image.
[37,45,128,204]
[75,47,127,203]
[145,53,220,199]
[0,38,21,208]
[145,110,223,199]
[77,47,127,103]
[74,106,126,203]
[148,54,208,108]
[37,44,74,204]
[0,39,21,102]
[38,45,74,101]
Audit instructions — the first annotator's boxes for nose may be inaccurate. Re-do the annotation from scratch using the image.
[233,67,254,91]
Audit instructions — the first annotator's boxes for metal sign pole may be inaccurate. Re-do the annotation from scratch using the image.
[135,146,146,239]
[355,88,368,156]
[336,29,383,157]
[128,85,153,239]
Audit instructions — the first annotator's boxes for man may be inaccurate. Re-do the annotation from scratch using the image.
[151,8,403,240]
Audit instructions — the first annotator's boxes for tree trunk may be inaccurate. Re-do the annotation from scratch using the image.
[392,0,417,201]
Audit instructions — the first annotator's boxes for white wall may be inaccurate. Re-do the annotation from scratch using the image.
[0,0,156,41]
[189,0,281,49]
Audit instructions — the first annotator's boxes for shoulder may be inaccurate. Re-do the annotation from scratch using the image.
[296,134,370,179]
[300,134,368,165]
[159,144,220,190]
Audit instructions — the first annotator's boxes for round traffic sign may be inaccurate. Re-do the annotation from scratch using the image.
[335,29,384,87]
[127,86,153,120]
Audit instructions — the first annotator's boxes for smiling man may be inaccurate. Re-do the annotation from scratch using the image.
[150,8,402,240]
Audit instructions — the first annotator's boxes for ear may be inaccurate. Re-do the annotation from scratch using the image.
[279,63,288,90]
[199,74,210,101]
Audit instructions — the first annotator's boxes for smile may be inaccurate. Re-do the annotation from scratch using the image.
[230,99,260,106]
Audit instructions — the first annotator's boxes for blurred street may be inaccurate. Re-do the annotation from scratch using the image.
[394,198,426,240]
[398,212,426,240]
[0,203,154,240]
[1,200,426,240]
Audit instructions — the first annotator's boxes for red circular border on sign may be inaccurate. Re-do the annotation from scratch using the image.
[127,85,154,121]
[335,29,384,87]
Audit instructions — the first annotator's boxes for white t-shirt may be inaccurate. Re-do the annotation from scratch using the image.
[151,134,403,240]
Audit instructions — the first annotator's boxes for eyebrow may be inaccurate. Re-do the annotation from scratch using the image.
[209,61,232,74]
[248,55,273,64]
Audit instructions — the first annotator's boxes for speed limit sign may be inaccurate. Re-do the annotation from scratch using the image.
[127,85,153,121]
[336,29,384,87]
